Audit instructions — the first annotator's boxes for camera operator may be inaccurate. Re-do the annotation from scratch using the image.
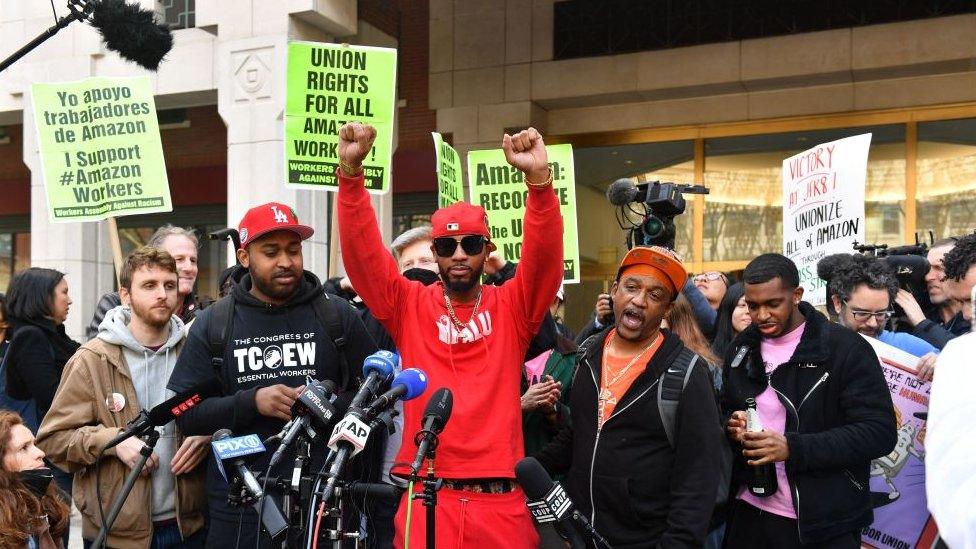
[893,238,970,349]
[818,254,939,379]
[942,233,976,325]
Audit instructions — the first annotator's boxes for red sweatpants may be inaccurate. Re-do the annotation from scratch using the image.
[393,486,540,549]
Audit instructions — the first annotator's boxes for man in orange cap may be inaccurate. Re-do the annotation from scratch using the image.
[535,245,723,548]
[336,122,563,548]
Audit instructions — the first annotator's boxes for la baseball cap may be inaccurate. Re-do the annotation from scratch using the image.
[238,202,314,247]
[430,202,491,239]
[617,246,687,299]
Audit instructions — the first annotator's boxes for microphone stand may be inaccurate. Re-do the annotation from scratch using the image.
[0,0,94,73]
[91,429,160,549]
[413,432,443,549]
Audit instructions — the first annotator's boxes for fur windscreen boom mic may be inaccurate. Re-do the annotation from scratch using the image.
[816,253,855,284]
[90,0,173,71]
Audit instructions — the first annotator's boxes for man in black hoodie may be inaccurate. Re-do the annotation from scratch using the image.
[536,246,722,548]
[167,202,377,548]
[722,253,896,548]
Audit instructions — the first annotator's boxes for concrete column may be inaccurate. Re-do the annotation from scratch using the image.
[214,1,393,280]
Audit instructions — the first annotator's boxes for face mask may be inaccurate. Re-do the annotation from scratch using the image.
[18,467,53,498]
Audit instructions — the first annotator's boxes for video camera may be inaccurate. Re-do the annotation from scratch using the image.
[605,178,709,250]
[851,237,934,332]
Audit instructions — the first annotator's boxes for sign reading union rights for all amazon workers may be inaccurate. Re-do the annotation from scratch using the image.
[433,132,464,208]
[286,42,397,194]
[31,76,171,222]
[467,144,580,283]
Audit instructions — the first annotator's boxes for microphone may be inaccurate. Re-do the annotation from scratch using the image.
[606,178,641,206]
[361,368,428,419]
[89,0,174,71]
[410,388,453,475]
[349,351,398,412]
[103,378,222,450]
[267,380,339,469]
[515,457,613,549]
[320,369,427,503]
[211,429,288,539]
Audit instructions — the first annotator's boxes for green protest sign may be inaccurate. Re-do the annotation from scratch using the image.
[31,76,171,222]
[285,41,397,194]
[467,144,580,283]
[433,132,464,207]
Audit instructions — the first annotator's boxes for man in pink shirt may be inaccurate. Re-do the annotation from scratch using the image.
[721,253,896,548]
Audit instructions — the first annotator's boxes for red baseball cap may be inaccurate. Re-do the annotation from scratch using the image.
[430,202,491,239]
[238,202,314,247]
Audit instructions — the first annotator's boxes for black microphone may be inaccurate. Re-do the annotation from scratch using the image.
[410,388,453,475]
[267,380,339,469]
[211,429,288,539]
[103,378,222,450]
[90,0,174,71]
[606,178,641,206]
[515,457,613,549]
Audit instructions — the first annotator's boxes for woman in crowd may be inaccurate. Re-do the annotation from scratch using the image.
[711,282,750,360]
[3,268,79,427]
[664,295,722,383]
[0,410,69,548]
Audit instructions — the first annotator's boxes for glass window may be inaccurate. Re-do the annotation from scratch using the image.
[703,125,906,262]
[0,231,30,293]
[917,118,976,240]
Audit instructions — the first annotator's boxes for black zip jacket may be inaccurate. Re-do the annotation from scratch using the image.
[536,329,721,549]
[720,302,897,543]
[167,270,377,520]
[4,317,80,420]
[910,310,970,350]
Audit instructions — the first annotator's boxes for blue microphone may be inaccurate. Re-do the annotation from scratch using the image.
[362,368,428,419]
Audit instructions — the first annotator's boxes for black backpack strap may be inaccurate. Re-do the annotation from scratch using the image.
[312,293,351,389]
[657,347,700,448]
[206,294,236,373]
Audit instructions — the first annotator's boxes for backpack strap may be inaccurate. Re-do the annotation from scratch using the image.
[312,293,351,390]
[657,347,700,448]
[206,294,236,373]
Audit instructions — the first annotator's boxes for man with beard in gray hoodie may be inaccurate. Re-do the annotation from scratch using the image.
[38,247,209,548]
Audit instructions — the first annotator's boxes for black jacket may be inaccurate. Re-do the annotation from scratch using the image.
[536,329,722,549]
[166,270,377,520]
[910,310,970,350]
[720,302,897,543]
[4,317,80,420]
[86,290,200,340]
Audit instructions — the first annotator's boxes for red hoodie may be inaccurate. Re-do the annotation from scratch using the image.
[337,171,563,479]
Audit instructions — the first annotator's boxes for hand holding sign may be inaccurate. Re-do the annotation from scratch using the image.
[502,127,550,186]
[338,122,377,175]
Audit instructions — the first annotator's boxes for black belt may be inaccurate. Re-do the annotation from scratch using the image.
[442,478,517,494]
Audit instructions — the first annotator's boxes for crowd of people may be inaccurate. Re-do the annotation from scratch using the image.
[0,121,974,549]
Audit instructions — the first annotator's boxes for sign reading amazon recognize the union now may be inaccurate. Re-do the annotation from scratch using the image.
[782,134,869,305]
[31,76,172,222]
[467,144,580,283]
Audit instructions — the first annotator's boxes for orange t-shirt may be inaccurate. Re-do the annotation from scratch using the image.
[598,330,665,427]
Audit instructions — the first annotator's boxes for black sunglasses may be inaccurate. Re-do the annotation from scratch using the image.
[433,235,487,257]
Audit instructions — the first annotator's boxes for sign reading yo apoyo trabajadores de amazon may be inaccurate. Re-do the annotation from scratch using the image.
[31,76,172,222]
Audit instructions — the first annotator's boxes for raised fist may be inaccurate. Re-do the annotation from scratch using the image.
[338,122,377,171]
[502,127,550,186]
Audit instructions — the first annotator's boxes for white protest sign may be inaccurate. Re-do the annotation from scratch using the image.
[782,134,870,305]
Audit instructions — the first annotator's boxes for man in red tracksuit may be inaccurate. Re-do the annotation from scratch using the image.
[336,122,563,548]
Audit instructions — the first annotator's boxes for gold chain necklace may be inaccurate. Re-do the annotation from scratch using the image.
[444,288,482,332]
[601,331,659,389]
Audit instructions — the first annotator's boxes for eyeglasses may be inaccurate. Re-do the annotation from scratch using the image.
[693,272,725,284]
[433,235,487,257]
[847,307,894,323]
